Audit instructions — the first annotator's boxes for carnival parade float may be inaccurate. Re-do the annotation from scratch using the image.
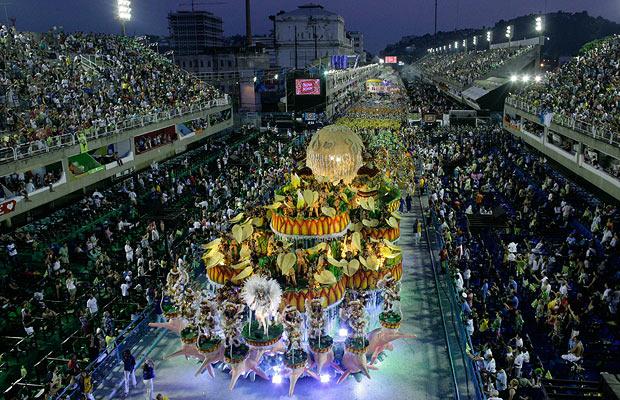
[150,124,415,396]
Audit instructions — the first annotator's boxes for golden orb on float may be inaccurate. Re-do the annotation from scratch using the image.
[306,125,365,184]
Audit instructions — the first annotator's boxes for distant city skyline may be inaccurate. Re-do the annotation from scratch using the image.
[5,0,620,53]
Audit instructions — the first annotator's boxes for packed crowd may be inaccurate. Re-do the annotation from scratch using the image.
[416,46,534,88]
[0,127,302,399]
[513,35,620,137]
[405,80,460,116]
[0,25,222,151]
[413,124,619,399]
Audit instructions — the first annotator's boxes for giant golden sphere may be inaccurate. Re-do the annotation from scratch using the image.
[306,125,364,183]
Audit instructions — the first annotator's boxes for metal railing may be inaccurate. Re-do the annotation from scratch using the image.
[53,306,156,400]
[0,97,230,165]
[422,196,487,400]
[505,96,620,147]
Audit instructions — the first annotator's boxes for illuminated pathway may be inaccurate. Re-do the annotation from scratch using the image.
[99,212,457,399]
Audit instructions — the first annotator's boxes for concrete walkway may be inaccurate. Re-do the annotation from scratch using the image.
[102,211,457,400]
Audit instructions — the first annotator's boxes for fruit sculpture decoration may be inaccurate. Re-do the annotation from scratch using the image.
[269,172,354,237]
[356,195,401,242]
[179,121,415,393]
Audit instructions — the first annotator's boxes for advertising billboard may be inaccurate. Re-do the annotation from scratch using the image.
[384,56,398,64]
[295,79,321,95]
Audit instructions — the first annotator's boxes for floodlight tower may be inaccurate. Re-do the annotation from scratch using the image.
[505,25,513,47]
[117,0,131,36]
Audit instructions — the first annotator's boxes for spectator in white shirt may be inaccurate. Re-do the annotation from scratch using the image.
[86,294,98,316]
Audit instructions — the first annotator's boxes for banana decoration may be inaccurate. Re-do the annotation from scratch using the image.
[296,190,305,209]
[229,213,245,224]
[204,251,225,269]
[314,269,337,286]
[351,231,362,253]
[231,266,253,283]
[386,216,399,229]
[202,238,221,250]
[321,206,336,217]
[359,254,380,271]
[290,173,301,188]
[362,218,380,227]
[277,252,297,276]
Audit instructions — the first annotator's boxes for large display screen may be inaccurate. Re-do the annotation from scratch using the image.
[295,79,321,95]
[384,56,398,64]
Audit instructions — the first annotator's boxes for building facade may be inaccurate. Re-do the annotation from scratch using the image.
[168,10,224,55]
[348,31,366,63]
[275,3,353,69]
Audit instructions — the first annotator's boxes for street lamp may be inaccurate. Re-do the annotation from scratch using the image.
[117,0,131,35]
[535,16,544,33]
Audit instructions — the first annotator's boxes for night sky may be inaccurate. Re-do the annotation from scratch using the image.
[5,0,620,53]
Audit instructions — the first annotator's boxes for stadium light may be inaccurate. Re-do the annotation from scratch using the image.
[521,74,530,82]
[535,16,544,33]
[486,30,492,43]
[274,74,279,80]
[454,40,459,49]
[473,36,478,46]
[117,0,131,35]
[253,76,257,82]
[118,0,131,21]
[462,39,466,48]
[505,25,513,41]
[443,45,446,51]
[510,74,518,82]
[534,75,542,83]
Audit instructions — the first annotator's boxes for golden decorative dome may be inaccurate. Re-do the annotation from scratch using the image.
[306,125,364,183]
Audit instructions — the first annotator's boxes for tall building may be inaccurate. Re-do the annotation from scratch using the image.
[275,3,354,69]
[168,10,224,55]
[348,31,366,63]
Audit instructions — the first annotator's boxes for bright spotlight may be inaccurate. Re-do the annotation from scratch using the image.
[320,374,331,383]
[521,74,530,82]
[535,16,543,32]
[117,0,131,21]
[338,328,348,337]
[534,75,542,83]
[510,75,518,82]
[272,374,283,384]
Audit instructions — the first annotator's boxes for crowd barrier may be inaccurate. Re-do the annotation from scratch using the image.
[0,98,230,165]
[53,306,156,400]
[424,198,487,400]
[505,96,620,147]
